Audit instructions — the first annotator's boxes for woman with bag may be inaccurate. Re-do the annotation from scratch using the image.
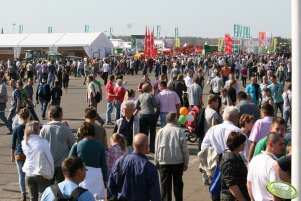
[11,108,30,201]
[22,121,54,201]
[219,131,250,201]
[69,122,108,200]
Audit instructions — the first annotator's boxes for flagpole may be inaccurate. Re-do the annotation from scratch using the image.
[292,0,301,199]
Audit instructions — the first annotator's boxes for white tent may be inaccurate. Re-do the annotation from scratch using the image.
[54,32,113,58]
[18,33,65,48]
[0,32,113,58]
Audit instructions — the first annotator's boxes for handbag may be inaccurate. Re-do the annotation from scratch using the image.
[37,138,54,180]
[209,165,221,195]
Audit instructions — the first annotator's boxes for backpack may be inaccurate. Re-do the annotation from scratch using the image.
[194,107,206,142]
[50,183,87,201]
[92,83,101,103]
[19,89,29,107]
[38,83,48,99]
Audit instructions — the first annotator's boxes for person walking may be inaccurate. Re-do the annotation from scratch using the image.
[40,106,75,184]
[135,83,158,153]
[36,78,51,120]
[0,74,12,134]
[155,113,189,201]
[108,133,161,201]
[11,108,30,201]
[22,121,54,201]
[41,156,95,201]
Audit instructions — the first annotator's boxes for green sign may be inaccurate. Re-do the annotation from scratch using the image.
[48,26,53,33]
[19,25,23,34]
[267,181,298,200]
[84,25,89,33]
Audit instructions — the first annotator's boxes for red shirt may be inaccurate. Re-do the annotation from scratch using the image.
[106,81,115,101]
[113,86,126,102]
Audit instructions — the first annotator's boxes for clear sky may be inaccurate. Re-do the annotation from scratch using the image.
[1,0,291,38]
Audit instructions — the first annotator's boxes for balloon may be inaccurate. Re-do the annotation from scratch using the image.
[186,114,195,122]
[178,115,187,125]
[183,121,189,126]
[192,106,199,112]
[179,107,189,115]
[189,111,196,117]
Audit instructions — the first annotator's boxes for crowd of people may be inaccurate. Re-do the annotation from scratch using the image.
[0,52,292,201]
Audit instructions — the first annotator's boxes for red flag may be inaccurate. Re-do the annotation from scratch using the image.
[150,29,154,58]
[144,27,148,55]
[258,32,266,47]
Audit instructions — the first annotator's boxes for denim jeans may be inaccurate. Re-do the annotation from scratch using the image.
[48,73,55,87]
[160,112,167,128]
[0,103,12,132]
[7,106,16,128]
[114,101,122,121]
[274,102,284,117]
[106,100,113,123]
[28,105,39,121]
[283,109,291,129]
[16,160,26,196]
[40,99,49,119]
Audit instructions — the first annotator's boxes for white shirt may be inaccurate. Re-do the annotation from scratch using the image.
[102,63,110,73]
[184,76,193,87]
[247,152,279,201]
[22,135,54,176]
[201,120,243,154]
[282,90,292,111]
[88,82,100,99]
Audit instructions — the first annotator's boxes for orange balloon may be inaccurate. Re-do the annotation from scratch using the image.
[179,107,189,115]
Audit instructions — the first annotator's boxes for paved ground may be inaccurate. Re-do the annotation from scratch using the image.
[0,72,212,201]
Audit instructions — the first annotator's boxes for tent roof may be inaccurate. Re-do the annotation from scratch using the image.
[0,34,29,48]
[0,32,112,49]
[55,32,102,47]
[18,33,65,47]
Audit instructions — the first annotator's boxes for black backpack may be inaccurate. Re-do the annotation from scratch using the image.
[50,184,87,201]
[92,83,101,103]
[194,107,206,143]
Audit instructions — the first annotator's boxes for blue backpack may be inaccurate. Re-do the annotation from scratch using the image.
[38,83,48,98]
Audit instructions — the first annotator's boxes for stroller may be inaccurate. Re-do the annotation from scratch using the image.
[183,105,206,143]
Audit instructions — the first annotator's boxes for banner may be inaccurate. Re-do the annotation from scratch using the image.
[224,34,233,54]
[218,38,223,52]
[273,38,278,51]
[258,32,266,47]
[175,38,181,48]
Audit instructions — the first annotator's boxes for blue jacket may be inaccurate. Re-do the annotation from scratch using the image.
[108,152,161,201]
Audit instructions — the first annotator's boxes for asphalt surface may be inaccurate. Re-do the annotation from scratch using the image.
[0,72,211,201]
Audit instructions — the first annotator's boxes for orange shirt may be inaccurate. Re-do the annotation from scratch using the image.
[221,67,231,77]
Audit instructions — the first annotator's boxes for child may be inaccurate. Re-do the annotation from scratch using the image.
[50,81,63,106]
[106,133,126,176]
[239,114,255,161]
[261,88,274,107]
[62,69,69,94]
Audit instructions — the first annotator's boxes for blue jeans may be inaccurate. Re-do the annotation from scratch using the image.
[283,109,291,129]
[160,112,167,128]
[7,106,16,129]
[114,101,122,121]
[106,100,113,123]
[29,105,39,121]
[40,100,49,119]
[0,103,12,132]
[16,160,26,196]
[274,102,283,117]
[48,73,55,87]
